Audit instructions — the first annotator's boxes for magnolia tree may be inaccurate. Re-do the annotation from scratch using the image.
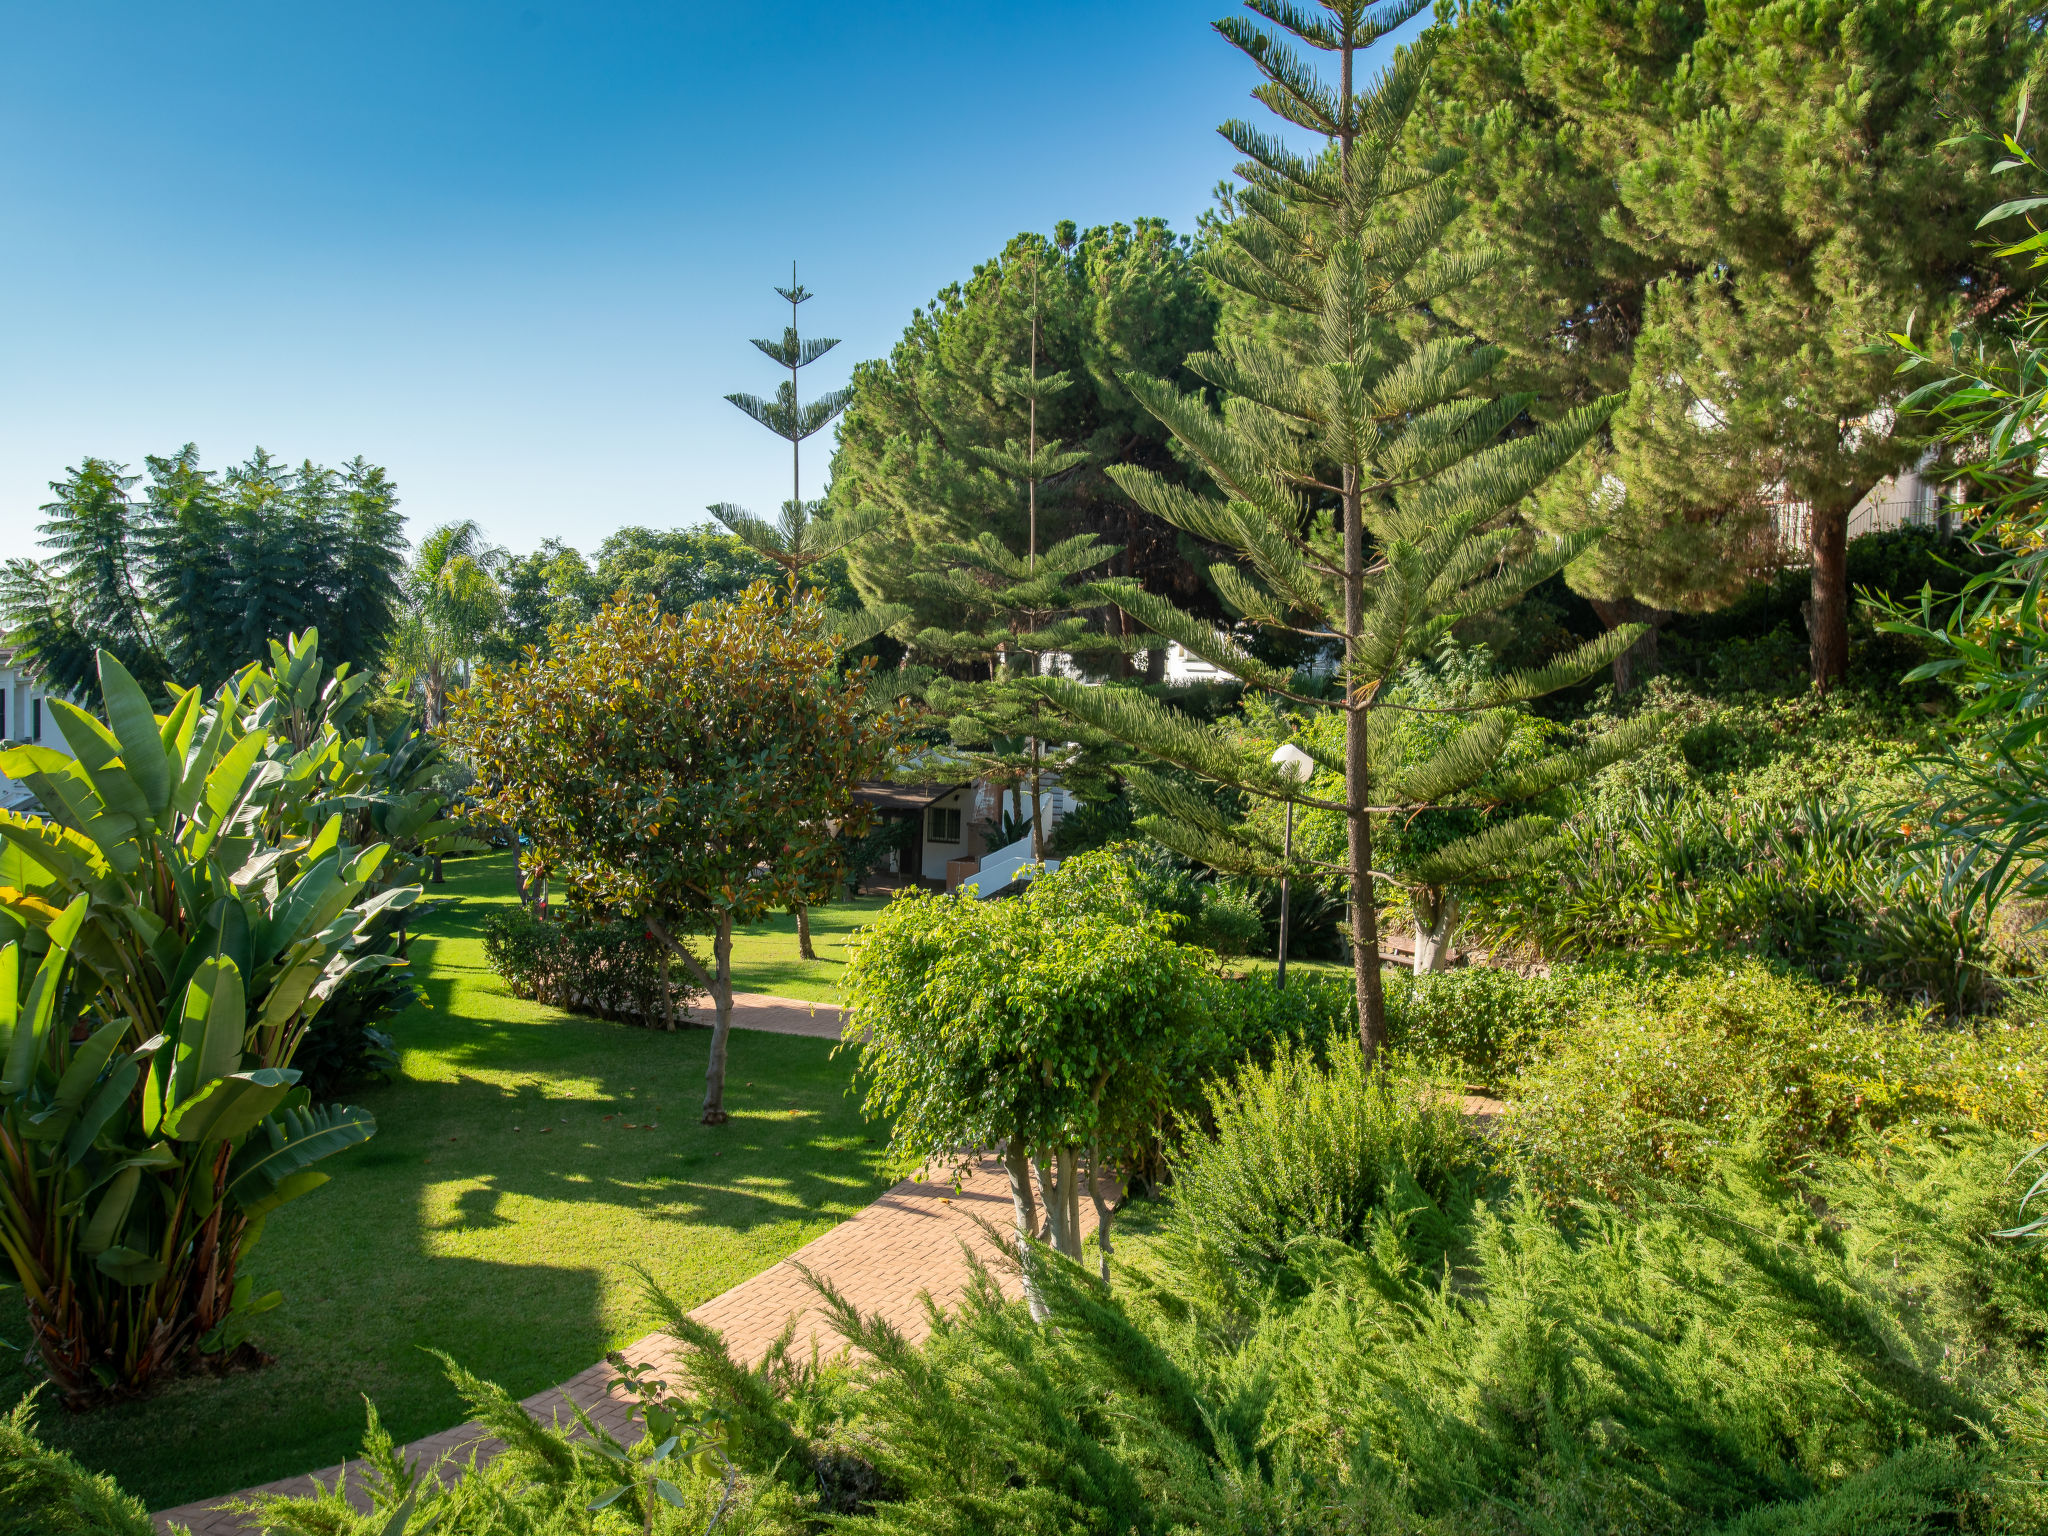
[449,584,900,1123]
[842,852,1220,1308]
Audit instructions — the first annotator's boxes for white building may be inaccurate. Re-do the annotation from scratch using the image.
[0,646,75,815]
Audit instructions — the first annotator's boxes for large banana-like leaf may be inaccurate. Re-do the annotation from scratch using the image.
[80,1164,141,1256]
[62,1058,139,1166]
[158,685,200,776]
[234,1166,329,1222]
[169,699,233,823]
[162,1067,300,1144]
[51,1018,130,1113]
[226,1102,376,1213]
[172,956,247,1103]
[48,698,154,828]
[94,1246,167,1286]
[96,650,174,821]
[0,789,132,886]
[187,727,271,860]
[256,851,346,968]
[0,894,88,1096]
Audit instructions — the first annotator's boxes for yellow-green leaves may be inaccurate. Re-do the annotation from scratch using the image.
[172,956,246,1104]
[0,893,87,1095]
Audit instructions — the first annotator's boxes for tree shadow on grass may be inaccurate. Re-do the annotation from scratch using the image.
[0,864,895,1514]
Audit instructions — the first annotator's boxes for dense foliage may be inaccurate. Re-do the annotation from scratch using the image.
[1415,0,2037,688]
[1,449,406,700]
[449,583,901,1123]
[829,219,1220,660]
[844,849,1223,1278]
[0,647,413,1401]
[481,906,697,1028]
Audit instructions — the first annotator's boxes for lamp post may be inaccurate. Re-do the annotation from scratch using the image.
[1270,742,1315,988]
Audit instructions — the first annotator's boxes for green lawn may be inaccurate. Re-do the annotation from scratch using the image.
[0,856,896,1512]
[723,889,893,1003]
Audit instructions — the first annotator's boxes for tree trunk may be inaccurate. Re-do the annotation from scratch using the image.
[1144,642,1167,685]
[1087,1139,1116,1285]
[1341,464,1386,1060]
[1807,502,1851,694]
[795,903,817,962]
[1034,1147,1084,1260]
[1587,597,1664,694]
[701,914,734,1124]
[1003,1141,1048,1320]
[1029,742,1045,863]
[1413,887,1459,974]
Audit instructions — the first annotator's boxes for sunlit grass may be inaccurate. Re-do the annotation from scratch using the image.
[0,854,894,1511]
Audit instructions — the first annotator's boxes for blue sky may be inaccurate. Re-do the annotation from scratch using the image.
[0,2,1404,566]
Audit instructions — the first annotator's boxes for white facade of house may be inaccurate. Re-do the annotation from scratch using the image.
[908,777,1079,884]
[0,648,74,814]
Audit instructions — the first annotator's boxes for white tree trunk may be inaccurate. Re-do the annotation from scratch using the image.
[1003,1141,1048,1320]
[1413,887,1459,975]
[1033,1147,1085,1260]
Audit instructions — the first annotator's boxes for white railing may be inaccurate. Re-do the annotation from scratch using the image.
[963,832,1058,898]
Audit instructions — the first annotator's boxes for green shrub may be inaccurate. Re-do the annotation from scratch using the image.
[1154,1044,1493,1299]
[481,907,698,1027]
[1195,880,1266,956]
[644,1129,2027,1536]
[0,1395,153,1536]
[1504,960,1955,1196]
[1204,970,1358,1066]
[1383,964,1592,1083]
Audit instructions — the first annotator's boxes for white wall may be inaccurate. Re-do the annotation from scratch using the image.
[919,785,975,881]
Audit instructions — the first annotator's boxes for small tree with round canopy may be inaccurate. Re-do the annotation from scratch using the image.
[448,584,902,1123]
[842,850,1222,1309]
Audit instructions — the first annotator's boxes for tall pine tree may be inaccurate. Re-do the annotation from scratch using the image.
[911,255,1112,861]
[1039,0,1644,1052]
[713,268,910,954]
[722,264,852,532]
[829,222,1222,678]
[1413,0,2038,690]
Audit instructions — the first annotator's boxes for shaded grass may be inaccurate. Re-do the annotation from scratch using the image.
[0,855,894,1512]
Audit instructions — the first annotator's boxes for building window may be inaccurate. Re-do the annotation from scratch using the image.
[927,806,961,844]
[32,698,41,742]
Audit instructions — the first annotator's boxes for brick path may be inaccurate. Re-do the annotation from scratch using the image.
[701,992,845,1039]
[153,1049,1014,1536]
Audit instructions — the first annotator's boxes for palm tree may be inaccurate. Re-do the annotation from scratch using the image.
[391,520,507,728]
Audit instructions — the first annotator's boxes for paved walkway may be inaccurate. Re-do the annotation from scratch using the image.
[700,992,845,1039]
[154,996,1010,1536]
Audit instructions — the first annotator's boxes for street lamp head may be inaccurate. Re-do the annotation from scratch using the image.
[1270,742,1315,783]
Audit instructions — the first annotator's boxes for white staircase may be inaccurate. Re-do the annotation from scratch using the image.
[963,832,1057,898]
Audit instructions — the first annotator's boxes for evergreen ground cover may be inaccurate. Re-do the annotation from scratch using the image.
[0,855,893,1512]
